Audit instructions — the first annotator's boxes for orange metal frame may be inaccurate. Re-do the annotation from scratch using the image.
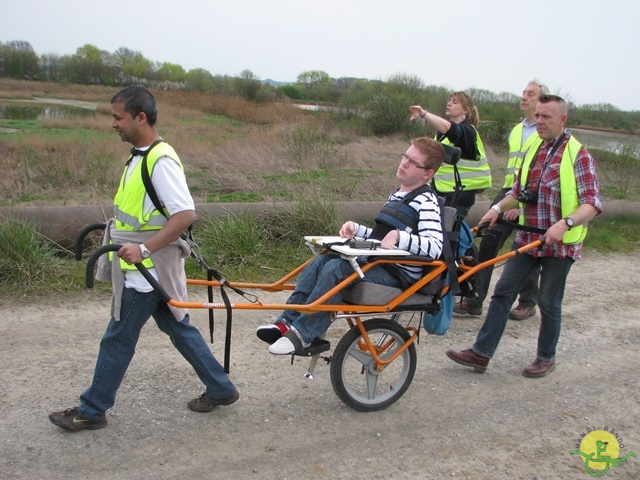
[175,238,543,371]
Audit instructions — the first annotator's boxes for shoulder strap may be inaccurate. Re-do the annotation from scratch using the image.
[398,183,433,207]
[140,139,168,218]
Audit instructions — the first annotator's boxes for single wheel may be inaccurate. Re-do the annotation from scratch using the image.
[330,318,417,411]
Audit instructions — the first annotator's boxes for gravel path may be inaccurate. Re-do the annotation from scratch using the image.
[1,251,639,479]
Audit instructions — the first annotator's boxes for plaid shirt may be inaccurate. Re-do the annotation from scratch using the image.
[508,131,602,260]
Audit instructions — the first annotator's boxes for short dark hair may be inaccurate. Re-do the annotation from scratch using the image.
[539,94,565,104]
[111,85,158,126]
[412,137,445,171]
[539,94,568,115]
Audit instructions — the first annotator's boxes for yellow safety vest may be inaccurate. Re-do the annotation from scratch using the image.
[503,122,539,189]
[434,126,491,193]
[113,142,183,269]
[519,136,587,244]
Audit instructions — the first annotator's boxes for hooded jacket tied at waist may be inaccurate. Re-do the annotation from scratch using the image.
[96,218,191,321]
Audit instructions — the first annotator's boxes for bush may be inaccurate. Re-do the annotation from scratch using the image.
[193,210,270,270]
[266,188,342,241]
[366,92,413,136]
[479,116,513,153]
[282,125,343,169]
[591,145,639,199]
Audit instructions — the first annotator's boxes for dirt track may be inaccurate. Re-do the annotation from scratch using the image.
[1,251,639,479]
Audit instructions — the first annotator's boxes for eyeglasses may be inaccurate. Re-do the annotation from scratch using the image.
[401,153,428,170]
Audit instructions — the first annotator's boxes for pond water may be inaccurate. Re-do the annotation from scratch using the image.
[570,128,640,154]
[0,103,95,120]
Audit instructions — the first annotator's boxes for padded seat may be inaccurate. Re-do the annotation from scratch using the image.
[342,280,443,307]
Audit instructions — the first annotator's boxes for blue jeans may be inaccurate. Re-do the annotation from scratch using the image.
[282,254,403,343]
[471,251,574,362]
[79,287,236,420]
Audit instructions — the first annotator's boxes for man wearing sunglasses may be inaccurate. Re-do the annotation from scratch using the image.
[257,137,446,355]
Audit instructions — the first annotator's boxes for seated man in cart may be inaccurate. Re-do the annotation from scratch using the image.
[257,137,446,355]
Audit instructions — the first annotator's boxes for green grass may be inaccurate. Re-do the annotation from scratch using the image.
[0,217,69,292]
[0,119,40,131]
[583,214,640,251]
[2,212,638,295]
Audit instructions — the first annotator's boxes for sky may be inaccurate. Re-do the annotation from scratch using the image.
[2,0,640,111]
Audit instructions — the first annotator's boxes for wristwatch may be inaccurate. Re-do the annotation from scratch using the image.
[563,217,574,230]
[139,243,151,258]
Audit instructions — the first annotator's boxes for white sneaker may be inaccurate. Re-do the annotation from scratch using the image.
[268,337,297,355]
[268,329,310,355]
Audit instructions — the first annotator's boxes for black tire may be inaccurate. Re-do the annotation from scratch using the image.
[330,318,417,411]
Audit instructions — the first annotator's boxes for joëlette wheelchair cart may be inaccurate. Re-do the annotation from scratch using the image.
[76,146,544,412]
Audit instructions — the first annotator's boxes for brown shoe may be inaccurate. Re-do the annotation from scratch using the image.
[446,349,489,373]
[453,300,482,317]
[188,390,240,412]
[48,407,107,431]
[509,305,536,321]
[522,359,556,378]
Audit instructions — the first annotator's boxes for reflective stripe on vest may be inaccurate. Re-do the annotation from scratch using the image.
[113,142,184,270]
[433,126,492,192]
[519,136,587,244]
[503,123,540,189]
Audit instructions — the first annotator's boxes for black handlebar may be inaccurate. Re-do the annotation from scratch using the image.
[85,244,172,304]
[75,223,107,261]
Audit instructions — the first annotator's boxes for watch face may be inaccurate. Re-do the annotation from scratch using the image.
[565,217,574,227]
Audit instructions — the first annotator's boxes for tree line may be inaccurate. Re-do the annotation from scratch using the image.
[1,40,638,136]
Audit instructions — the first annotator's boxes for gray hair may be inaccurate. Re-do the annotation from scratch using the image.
[528,79,550,96]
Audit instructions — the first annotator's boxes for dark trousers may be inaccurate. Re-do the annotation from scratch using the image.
[466,188,538,308]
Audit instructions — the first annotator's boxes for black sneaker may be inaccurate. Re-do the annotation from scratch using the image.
[188,390,240,412]
[48,407,107,431]
[256,318,289,344]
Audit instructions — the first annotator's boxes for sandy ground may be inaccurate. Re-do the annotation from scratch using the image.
[1,250,639,480]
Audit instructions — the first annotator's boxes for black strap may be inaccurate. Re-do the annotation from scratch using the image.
[398,183,434,208]
[139,140,168,219]
[284,330,307,355]
[496,217,547,235]
[437,196,461,295]
[375,184,436,288]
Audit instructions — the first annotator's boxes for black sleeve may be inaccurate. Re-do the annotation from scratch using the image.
[437,121,478,160]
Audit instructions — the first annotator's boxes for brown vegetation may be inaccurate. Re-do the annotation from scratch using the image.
[0,80,444,208]
[17,80,636,208]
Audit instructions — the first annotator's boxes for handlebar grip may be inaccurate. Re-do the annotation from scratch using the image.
[85,244,172,304]
[75,223,107,261]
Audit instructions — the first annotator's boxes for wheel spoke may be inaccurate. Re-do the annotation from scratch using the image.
[347,345,373,365]
[365,368,379,400]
